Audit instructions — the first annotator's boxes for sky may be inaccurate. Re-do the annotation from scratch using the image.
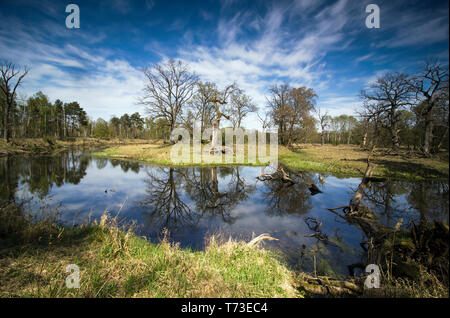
[0,0,448,129]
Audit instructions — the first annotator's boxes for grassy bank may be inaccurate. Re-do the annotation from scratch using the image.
[93,142,278,167]
[280,144,449,180]
[0,202,447,298]
[93,143,449,180]
[0,203,300,298]
[0,138,152,156]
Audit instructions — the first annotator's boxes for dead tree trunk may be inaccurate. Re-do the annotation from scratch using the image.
[209,94,230,153]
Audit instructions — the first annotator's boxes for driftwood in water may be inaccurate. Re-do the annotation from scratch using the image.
[247,233,279,247]
[256,167,298,185]
[327,160,395,269]
[256,167,323,195]
[304,217,328,241]
[327,161,375,214]
[327,161,390,237]
[308,183,322,195]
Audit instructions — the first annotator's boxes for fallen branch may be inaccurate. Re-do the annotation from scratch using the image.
[256,167,298,184]
[308,183,323,195]
[296,273,362,296]
[247,233,278,247]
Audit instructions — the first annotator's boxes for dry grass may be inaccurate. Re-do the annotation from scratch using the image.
[94,142,448,180]
[0,205,300,298]
[0,137,154,156]
[94,143,173,164]
[363,266,448,298]
[280,144,449,180]
[93,143,280,167]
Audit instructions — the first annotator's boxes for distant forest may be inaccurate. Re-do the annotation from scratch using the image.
[1,59,448,155]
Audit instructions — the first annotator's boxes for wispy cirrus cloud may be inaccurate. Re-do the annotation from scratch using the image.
[176,0,361,124]
[0,10,144,120]
[0,0,447,129]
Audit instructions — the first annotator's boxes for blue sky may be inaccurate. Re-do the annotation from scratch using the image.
[0,0,448,129]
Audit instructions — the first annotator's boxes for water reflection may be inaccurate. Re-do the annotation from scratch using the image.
[139,167,257,232]
[260,171,317,216]
[0,151,90,200]
[140,167,199,230]
[0,151,448,276]
[182,167,255,223]
[363,179,449,227]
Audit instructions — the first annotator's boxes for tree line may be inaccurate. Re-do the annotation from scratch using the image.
[2,58,448,156]
[0,61,170,141]
[139,59,258,146]
[262,60,448,155]
[358,61,448,155]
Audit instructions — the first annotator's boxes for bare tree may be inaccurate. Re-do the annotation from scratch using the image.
[0,61,29,142]
[188,81,218,133]
[266,83,290,145]
[358,101,385,151]
[140,59,198,138]
[208,84,236,153]
[227,87,258,128]
[316,107,329,146]
[257,111,271,130]
[411,60,449,155]
[360,72,413,152]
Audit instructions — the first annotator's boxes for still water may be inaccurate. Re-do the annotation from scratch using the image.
[1,150,448,277]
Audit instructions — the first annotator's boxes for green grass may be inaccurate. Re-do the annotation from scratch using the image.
[0,203,300,298]
[0,137,152,156]
[279,145,449,180]
[92,143,277,167]
[1,201,447,298]
[93,143,449,180]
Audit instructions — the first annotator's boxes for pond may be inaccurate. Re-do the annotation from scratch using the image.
[1,150,448,277]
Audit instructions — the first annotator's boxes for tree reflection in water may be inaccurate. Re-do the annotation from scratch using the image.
[0,151,91,201]
[140,167,198,231]
[139,166,256,232]
[1,151,449,278]
[259,168,317,216]
[363,179,449,226]
[183,167,255,223]
[109,159,141,173]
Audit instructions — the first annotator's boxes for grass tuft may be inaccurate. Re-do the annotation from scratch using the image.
[0,205,300,298]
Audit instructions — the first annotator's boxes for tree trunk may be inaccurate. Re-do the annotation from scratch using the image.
[436,126,448,153]
[423,112,433,155]
[3,106,9,142]
[363,131,368,148]
[391,123,400,151]
[211,118,220,151]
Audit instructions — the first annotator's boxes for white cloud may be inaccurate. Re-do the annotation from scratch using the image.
[1,36,144,120]
[175,0,357,129]
[4,0,444,131]
[319,96,362,117]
